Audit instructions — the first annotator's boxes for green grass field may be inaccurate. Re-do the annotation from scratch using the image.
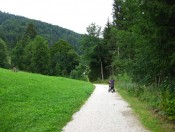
[0,68,94,132]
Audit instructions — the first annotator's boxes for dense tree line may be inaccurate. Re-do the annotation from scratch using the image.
[102,0,175,120]
[0,11,82,51]
[0,11,81,77]
[80,0,174,120]
[0,23,79,77]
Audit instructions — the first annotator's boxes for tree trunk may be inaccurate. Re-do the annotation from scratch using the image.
[100,59,104,80]
[117,46,120,75]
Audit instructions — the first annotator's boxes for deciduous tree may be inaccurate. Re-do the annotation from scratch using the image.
[31,35,50,74]
[50,39,79,76]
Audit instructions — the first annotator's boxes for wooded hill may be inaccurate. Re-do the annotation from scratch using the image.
[0,11,81,78]
[0,11,82,50]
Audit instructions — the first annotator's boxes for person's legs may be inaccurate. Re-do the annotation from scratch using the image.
[112,87,115,92]
[109,86,114,92]
[111,86,115,93]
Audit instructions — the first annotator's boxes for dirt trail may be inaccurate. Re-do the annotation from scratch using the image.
[62,84,149,132]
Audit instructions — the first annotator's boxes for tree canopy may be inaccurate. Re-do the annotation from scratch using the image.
[50,39,79,76]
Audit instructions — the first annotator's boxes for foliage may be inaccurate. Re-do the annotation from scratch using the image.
[0,38,8,68]
[50,39,79,77]
[117,73,175,121]
[116,82,174,132]
[8,22,80,77]
[101,0,175,121]
[31,36,50,75]
[81,23,111,81]
[70,63,90,81]
[118,80,175,121]
[160,78,175,120]
[0,68,94,131]
[0,11,82,51]
[11,23,37,70]
[23,23,37,40]
[23,40,35,71]
[86,23,101,37]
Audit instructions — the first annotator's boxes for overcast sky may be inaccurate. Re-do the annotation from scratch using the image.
[0,0,114,34]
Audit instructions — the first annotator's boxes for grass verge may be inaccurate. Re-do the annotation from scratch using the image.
[0,68,94,132]
[116,87,174,132]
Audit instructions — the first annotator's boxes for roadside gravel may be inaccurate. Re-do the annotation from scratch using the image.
[62,84,149,132]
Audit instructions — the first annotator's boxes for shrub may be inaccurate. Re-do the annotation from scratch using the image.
[116,73,175,121]
[161,88,175,120]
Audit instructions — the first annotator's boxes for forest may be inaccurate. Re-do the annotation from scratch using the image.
[101,0,175,121]
[0,11,82,51]
[0,0,175,121]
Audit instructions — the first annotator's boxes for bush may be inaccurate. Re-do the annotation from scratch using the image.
[70,63,90,81]
[116,73,175,121]
[161,88,175,120]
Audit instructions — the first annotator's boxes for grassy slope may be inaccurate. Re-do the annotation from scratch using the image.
[0,68,94,132]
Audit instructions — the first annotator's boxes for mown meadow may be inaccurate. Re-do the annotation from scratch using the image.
[0,68,94,131]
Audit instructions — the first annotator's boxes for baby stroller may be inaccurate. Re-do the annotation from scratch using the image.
[108,79,115,93]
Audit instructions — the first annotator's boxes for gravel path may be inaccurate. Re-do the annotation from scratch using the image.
[62,84,149,132]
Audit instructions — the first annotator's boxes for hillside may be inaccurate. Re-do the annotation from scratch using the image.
[0,68,94,131]
[0,11,82,50]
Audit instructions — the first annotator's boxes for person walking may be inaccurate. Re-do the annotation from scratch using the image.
[108,78,115,93]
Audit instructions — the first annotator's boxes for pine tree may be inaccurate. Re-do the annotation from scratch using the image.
[0,38,8,68]
[12,23,37,70]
